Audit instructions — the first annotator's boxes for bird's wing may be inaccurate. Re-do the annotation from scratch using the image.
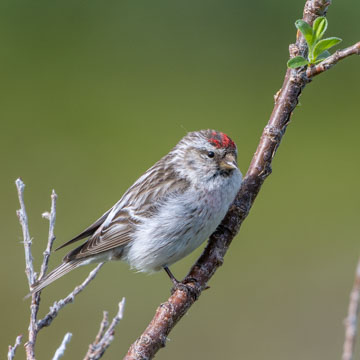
[55,208,112,251]
[63,158,190,261]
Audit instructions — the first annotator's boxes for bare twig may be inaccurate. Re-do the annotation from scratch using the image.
[16,178,39,360]
[307,42,360,78]
[342,258,360,360]
[52,332,72,360]
[37,263,105,330]
[15,178,35,286]
[8,335,23,360]
[94,312,110,346]
[124,0,359,358]
[84,298,126,360]
[14,180,109,359]
[39,190,58,280]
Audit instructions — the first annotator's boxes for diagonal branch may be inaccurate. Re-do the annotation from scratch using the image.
[84,298,126,360]
[8,335,23,360]
[124,0,359,358]
[307,42,360,78]
[93,312,109,347]
[37,263,104,330]
[52,333,72,360]
[342,257,360,360]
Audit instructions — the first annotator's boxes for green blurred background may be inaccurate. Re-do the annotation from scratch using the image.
[1,0,360,359]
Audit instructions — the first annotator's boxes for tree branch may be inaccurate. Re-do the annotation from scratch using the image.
[16,178,40,360]
[94,312,110,346]
[124,0,359,358]
[14,179,116,359]
[37,263,105,330]
[84,298,126,360]
[39,190,58,281]
[8,335,23,360]
[307,42,360,78]
[52,333,72,360]
[342,257,360,360]
[15,178,36,287]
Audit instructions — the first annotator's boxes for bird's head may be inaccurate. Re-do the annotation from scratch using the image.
[172,130,240,185]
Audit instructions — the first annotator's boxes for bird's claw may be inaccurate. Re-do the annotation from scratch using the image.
[170,277,202,301]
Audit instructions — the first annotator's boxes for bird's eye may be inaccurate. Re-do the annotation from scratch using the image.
[207,151,215,158]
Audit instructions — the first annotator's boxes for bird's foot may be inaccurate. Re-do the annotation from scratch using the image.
[171,279,201,301]
[163,266,200,300]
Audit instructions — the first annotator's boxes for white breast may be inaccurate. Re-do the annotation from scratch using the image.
[124,168,242,273]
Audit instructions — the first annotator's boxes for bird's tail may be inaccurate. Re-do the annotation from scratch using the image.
[25,260,82,299]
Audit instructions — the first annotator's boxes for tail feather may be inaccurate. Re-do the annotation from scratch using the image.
[25,261,82,299]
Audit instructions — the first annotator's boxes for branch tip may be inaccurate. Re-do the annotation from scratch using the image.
[52,332,72,360]
[84,297,126,360]
[37,263,105,330]
[342,257,360,360]
[7,335,23,360]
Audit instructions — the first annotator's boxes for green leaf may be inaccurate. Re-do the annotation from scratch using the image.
[314,58,325,64]
[313,37,342,60]
[287,56,309,69]
[317,50,331,60]
[313,16,328,40]
[313,51,332,64]
[295,19,314,46]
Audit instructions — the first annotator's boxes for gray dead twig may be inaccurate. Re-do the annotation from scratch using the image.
[84,298,126,360]
[8,335,23,360]
[37,263,105,330]
[14,179,123,360]
[52,333,72,360]
[342,257,360,360]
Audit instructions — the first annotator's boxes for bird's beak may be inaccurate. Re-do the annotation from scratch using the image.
[219,153,237,170]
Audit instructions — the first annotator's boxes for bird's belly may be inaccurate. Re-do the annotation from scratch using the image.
[124,189,232,273]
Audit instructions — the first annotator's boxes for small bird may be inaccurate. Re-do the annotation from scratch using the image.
[30,130,242,295]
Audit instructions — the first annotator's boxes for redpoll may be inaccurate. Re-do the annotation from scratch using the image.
[30,130,242,295]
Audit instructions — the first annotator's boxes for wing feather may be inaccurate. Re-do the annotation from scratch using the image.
[26,261,83,297]
[55,208,112,251]
[64,159,190,261]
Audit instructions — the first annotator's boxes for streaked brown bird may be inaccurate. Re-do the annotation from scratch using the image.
[29,129,242,296]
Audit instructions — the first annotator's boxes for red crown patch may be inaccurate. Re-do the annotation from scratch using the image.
[208,131,235,149]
